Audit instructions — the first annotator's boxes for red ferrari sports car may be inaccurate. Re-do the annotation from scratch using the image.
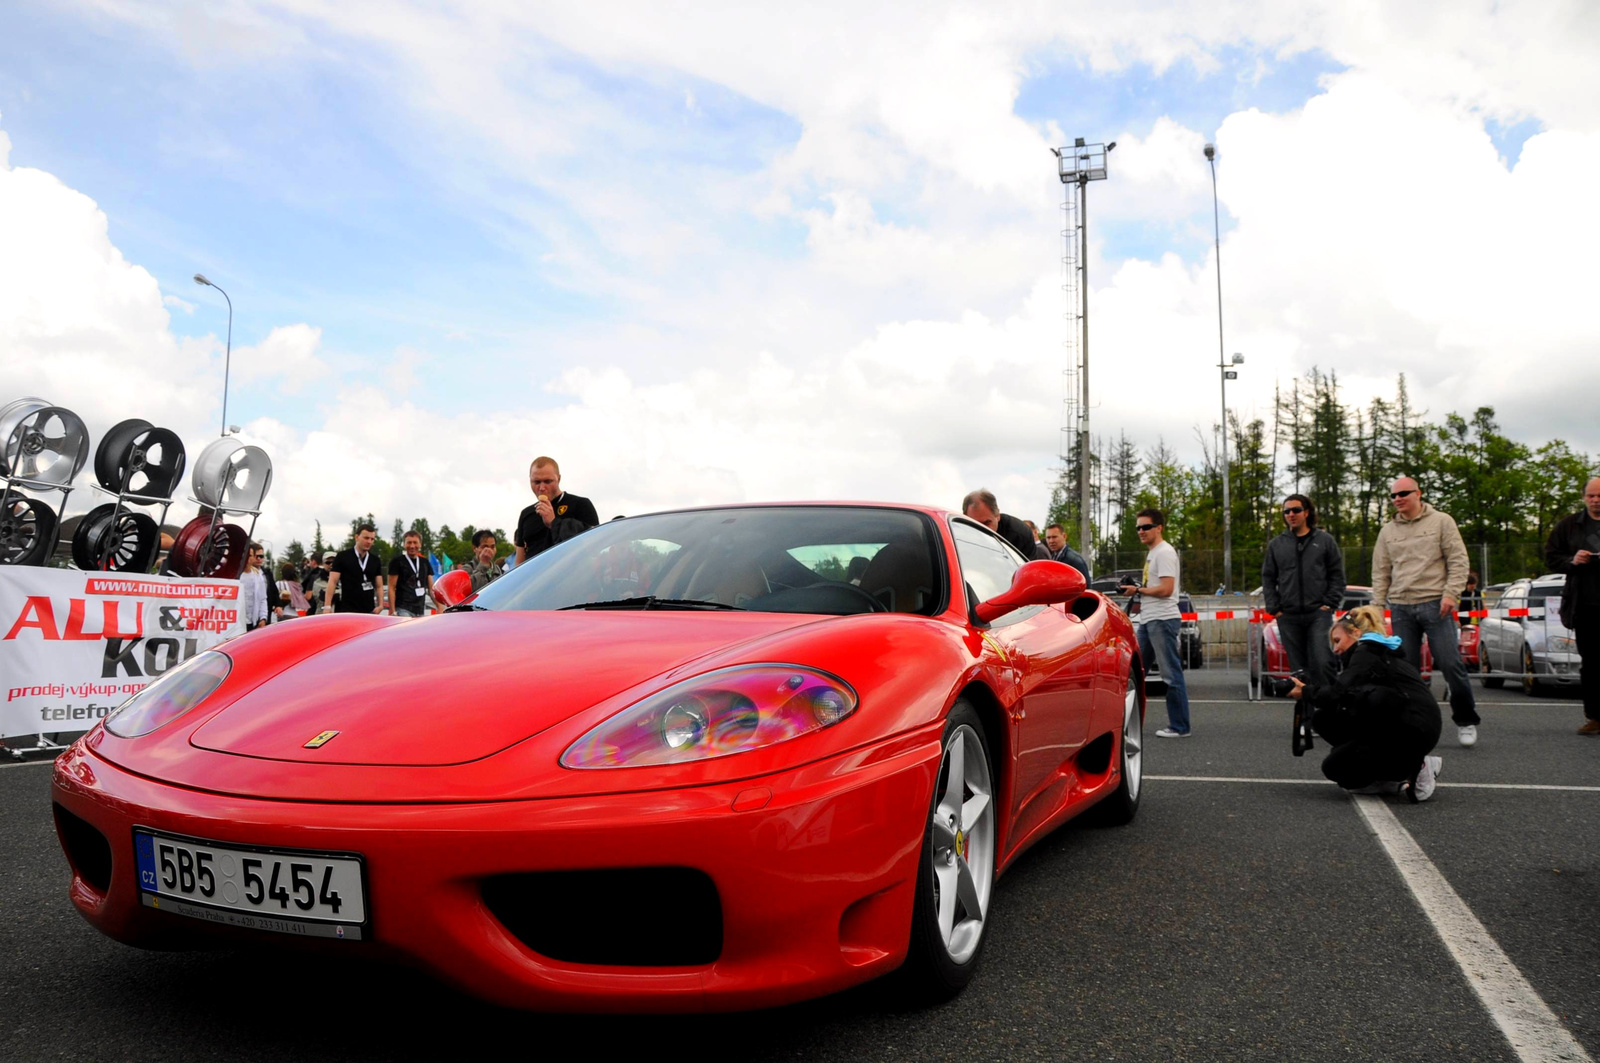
[52,503,1143,1012]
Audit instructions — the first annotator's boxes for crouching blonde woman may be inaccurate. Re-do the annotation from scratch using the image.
[1289,605,1445,802]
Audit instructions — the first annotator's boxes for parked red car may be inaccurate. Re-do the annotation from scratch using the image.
[53,503,1143,1012]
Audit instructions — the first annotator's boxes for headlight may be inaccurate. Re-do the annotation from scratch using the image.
[561,664,858,769]
[1550,637,1576,653]
[104,652,232,738]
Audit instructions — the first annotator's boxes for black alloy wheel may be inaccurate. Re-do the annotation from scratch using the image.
[93,509,159,572]
[0,494,59,566]
[93,419,152,492]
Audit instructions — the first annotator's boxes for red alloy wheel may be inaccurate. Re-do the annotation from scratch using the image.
[172,517,248,579]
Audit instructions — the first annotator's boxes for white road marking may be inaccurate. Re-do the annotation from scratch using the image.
[1352,795,1594,1063]
[1146,775,1600,792]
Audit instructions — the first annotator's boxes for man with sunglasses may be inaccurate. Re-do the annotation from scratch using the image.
[1122,508,1190,737]
[1372,477,1480,746]
[1261,494,1346,686]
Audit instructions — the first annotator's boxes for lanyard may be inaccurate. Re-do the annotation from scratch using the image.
[355,551,370,575]
[405,554,420,580]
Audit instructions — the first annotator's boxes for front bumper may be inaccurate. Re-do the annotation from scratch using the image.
[51,726,941,1012]
[1536,652,1583,683]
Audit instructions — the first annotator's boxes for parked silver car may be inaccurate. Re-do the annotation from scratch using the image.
[1479,575,1580,696]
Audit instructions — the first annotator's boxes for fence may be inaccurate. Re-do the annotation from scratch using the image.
[1098,542,1554,596]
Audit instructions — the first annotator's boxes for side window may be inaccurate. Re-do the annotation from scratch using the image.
[951,520,1038,628]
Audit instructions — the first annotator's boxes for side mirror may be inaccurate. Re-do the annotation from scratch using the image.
[974,560,1088,624]
[432,569,474,609]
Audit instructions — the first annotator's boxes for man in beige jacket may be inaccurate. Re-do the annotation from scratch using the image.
[1372,476,1481,747]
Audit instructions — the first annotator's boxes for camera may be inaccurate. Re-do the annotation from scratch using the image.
[1263,670,1307,698]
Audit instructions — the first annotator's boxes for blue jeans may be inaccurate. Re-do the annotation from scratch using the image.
[1136,618,1190,733]
[1389,600,1480,726]
[1277,609,1336,687]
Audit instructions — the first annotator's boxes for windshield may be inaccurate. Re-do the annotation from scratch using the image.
[471,506,944,616]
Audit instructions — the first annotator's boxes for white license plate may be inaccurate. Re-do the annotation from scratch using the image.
[134,830,367,939]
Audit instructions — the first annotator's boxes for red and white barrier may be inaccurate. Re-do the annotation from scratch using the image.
[1176,607,1547,623]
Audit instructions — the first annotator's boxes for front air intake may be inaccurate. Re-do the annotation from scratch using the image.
[53,804,113,892]
[482,867,722,967]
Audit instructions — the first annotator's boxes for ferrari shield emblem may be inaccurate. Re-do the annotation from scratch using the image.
[303,730,341,749]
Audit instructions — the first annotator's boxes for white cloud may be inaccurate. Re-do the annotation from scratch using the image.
[0,132,222,469]
[231,323,328,393]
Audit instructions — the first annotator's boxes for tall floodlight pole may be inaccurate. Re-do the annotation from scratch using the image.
[1057,139,1113,558]
[193,274,233,437]
[1203,143,1232,593]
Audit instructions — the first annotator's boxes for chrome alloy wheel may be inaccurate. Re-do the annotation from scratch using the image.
[928,724,995,965]
[1121,675,1143,801]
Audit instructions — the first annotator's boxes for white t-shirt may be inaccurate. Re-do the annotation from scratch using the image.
[1134,541,1181,624]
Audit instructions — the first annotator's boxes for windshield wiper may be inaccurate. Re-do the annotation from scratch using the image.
[559,596,745,611]
[445,603,489,612]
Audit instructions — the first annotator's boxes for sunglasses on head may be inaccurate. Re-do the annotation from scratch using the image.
[1135,523,1156,532]
[1283,506,1304,515]
[1390,489,1416,499]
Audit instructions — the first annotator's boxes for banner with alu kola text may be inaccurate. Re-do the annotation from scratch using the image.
[1,568,243,738]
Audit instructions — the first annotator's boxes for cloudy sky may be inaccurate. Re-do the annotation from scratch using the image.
[2,1,1597,551]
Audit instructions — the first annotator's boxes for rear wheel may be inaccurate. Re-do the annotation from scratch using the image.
[1092,666,1144,825]
[901,702,995,1001]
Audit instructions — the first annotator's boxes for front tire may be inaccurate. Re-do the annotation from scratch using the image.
[1522,646,1544,697]
[1483,651,1504,689]
[900,702,996,1001]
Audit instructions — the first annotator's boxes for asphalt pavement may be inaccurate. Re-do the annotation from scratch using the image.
[1,669,1594,1062]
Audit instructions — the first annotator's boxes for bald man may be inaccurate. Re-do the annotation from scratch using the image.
[1372,476,1480,747]
[1545,476,1600,734]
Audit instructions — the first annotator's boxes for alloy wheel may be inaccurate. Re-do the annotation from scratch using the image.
[928,724,995,965]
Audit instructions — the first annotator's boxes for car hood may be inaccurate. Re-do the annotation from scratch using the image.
[188,610,827,766]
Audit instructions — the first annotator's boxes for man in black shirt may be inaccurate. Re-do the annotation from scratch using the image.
[1547,476,1600,734]
[387,530,433,617]
[515,456,599,564]
[326,524,384,614]
[961,488,1047,561]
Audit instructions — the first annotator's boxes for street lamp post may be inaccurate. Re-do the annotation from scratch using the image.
[1056,139,1114,559]
[1203,143,1234,594]
[193,274,233,437]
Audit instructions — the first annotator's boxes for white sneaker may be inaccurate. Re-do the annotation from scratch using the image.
[1458,725,1478,748]
[1411,755,1442,802]
[1155,728,1190,738]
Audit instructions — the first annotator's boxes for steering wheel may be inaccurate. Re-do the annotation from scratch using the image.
[825,580,889,613]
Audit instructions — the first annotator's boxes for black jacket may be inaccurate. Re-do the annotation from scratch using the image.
[1047,544,1091,582]
[1261,527,1346,616]
[516,491,600,559]
[1303,639,1442,748]
[995,514,1041,562]
[1545,511,1600,629]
